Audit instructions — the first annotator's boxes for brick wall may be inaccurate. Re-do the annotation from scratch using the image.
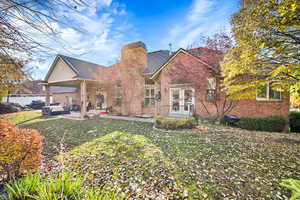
[156,51,290,119]
[97,41,148,116]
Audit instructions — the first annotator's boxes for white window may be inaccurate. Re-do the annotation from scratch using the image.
[257,83,281,100]
[207,78,217,102]
[144,88,155,106]
[207,78,216,90]
[144,78,155,107]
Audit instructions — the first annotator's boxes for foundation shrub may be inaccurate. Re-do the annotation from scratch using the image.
[155,115,197,130]
[0,120,43,180]
[239,116,285,132]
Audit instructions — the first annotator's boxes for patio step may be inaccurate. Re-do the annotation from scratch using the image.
[167,113,191,119]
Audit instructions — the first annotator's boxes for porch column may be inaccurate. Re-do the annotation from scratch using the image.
[45,85,50,106]
[80,80,87,117]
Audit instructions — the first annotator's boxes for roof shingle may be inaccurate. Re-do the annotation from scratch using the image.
[58,55,102,80]
[144,50,171,74]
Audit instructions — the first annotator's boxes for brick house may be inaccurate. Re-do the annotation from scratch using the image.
[43,41,289,119]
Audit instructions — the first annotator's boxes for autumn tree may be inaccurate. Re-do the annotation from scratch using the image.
[222,0,300,99]
[291,92,300,108]
[0,54,28,102]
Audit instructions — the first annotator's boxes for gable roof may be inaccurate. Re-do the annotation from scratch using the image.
[144,50,171,74]
[150,48,222,80]
[45,47,222,82]
[44,54,102,82]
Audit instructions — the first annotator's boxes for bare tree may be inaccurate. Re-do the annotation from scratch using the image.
[0,0,90,59]
[0,0,93,94]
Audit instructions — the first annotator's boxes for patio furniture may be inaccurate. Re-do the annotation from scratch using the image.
[42,105,70,116]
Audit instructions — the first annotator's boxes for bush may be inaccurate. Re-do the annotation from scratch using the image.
[0,120,44,180]
[290,112,300,133]
[280,179,300,200]
[155,115,197,130]
[0,171,124,200]
[239,116,286,132]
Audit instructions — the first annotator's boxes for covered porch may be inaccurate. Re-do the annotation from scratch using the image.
[43,54,108,118]
[44,79,107,118]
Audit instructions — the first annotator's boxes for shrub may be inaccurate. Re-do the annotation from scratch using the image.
[155,115,197,130]
[0,171,125,200]
[239,116,286,132]
[0,120,44,180]
[280,179,300,200]
[290,112,300,133]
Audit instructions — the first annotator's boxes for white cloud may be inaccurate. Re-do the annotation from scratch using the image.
[166,0,232,49]
[16,0,131,79]
[60,28,81,43]
[187,0,214,23]
[178,26,205,47]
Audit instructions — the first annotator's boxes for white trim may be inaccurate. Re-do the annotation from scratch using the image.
[170,88,195,115]
[44,56,78,82]
[144,87,155,107]
[59,55,80,75]
[47,79,79,84]
[47,78,100,85]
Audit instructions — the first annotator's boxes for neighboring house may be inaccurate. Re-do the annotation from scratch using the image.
[43,41,290,119]
[50,87,79,106]
[2,80,78,106]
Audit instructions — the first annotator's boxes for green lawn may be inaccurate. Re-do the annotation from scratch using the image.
[1,111,300,199]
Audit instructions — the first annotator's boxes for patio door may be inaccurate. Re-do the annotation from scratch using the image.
[170,88,194,115]
[96,92,107,110]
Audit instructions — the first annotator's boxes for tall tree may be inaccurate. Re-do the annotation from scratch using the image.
[222,0,300,99]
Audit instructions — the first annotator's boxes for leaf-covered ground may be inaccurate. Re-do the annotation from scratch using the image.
[61,131,206,199]
[1,111,300,199]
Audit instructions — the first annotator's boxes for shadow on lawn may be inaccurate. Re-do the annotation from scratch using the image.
[20,117,156,158]
[59,131,207,199]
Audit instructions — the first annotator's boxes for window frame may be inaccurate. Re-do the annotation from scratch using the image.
[144,87,155,107]
[256,82,282,101]
[206,78,217,102]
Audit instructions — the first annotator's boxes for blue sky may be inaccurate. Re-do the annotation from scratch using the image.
[30,0,240,79]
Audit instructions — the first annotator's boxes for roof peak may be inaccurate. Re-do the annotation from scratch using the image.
[57,54,100,67]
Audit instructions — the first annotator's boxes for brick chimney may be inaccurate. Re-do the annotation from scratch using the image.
[121,41,147,67]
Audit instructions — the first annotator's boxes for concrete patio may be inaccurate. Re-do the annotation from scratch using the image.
[58,111,154,123]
